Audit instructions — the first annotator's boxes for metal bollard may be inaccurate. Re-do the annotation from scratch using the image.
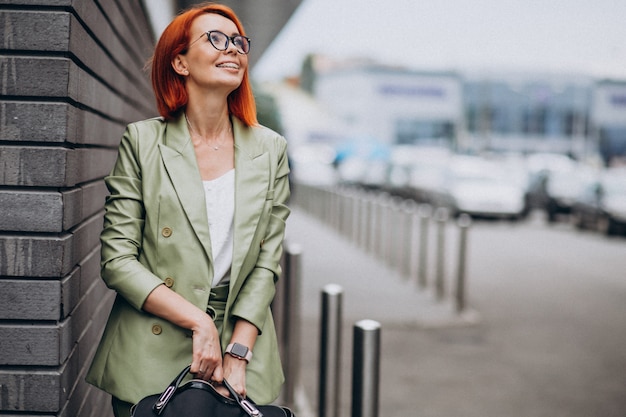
[337,188,352,237]
[401,200,417,279]
[274,242,302,407]
[456,214,472,313]
[375,195,389,260]
[417,204,432,289]
[389,197,405,269]
[384,196,399,266]
[434,207,449,301]
[384,199,397,267]
[359,193,372,250]
[351,191,360,244]
[351,320,381,417]
[358,191,366,245]
[327,187,335,222]
[366,195,377,254]
[319,284,343,417]
[337,189,345,236]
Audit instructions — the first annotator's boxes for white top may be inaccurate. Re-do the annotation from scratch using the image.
[202,169,235,287]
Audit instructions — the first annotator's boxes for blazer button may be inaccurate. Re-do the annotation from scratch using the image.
[152,324,162,335]
[164,277,174,288]
[161,227,173,238]
[260,239,265,248]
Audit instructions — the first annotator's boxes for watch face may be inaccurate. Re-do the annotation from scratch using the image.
[231,343,248,357]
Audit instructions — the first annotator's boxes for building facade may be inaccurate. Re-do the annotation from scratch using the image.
[462,73,594,157]
[315,65,463,148]
[311,57,625,165]
[592,80,626,165]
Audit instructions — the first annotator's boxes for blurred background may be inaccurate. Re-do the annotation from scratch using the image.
[150,0,626,232]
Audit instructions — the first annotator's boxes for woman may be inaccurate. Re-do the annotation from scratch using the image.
[86,3,290,416]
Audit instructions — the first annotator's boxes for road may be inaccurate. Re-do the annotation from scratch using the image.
[286,208,626,417]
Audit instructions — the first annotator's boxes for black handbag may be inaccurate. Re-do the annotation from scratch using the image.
[131,365,295,417]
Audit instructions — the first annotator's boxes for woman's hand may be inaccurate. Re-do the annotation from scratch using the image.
[215,318,257,398]
[141,285,225,382]
[217,354,247,397]
[191,316,224,383]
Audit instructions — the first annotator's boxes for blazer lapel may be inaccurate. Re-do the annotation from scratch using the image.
[230,118,270,288]
[159,115,214,264]
[156,116,269,287]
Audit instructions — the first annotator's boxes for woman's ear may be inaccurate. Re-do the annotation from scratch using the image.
[172,55,189,76]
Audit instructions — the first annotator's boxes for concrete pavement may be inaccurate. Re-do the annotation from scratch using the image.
[284,206,626,417]
[285,207,481,417]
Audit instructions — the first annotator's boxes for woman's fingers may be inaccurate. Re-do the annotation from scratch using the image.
[191,320,223,379]
[192,354,222,380]
[210,363,224,382]
[215,384,231,397]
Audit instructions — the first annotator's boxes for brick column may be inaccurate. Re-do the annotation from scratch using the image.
[0,1,156,415]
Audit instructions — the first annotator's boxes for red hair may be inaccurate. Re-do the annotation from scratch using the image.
[150,3,257,125]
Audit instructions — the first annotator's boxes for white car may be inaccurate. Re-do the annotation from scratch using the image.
[436,156,527,219]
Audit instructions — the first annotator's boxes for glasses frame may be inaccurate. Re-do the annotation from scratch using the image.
[189,30,251,55]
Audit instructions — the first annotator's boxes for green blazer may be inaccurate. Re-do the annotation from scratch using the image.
[86,115,291,404]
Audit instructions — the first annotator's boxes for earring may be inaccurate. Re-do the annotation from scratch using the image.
[184,69,189,75]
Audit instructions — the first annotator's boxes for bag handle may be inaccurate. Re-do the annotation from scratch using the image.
[153,365,192,415]
[223,379,263,417]
[152,365,263,417]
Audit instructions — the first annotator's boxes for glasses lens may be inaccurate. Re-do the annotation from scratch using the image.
[208,31,228,50]
[233,36,250,54]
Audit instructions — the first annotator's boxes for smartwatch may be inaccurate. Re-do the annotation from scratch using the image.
[225,343,253,363]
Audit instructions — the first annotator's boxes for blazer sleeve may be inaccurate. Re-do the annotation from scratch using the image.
[229,135,291,330]
[100,123,164,310]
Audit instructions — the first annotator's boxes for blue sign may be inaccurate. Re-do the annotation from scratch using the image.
[610,94,626,107]
[379,85,445,98]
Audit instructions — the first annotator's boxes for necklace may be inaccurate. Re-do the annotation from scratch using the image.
[185,113,231,151]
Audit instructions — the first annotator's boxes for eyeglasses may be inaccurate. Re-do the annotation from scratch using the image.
[190,30,251,55]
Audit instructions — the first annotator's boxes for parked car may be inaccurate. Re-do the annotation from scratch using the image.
[571,169,626,236]
[289,143,338,186]
[385,146,451,203]
[525,167,595,222]
[335,137,390,188]
[525,152,577,176]
[433,156,527,220]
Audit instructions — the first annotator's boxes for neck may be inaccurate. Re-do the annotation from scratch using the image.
[185,105,230,134]
[186,114,231,139]
[184,88,232,134]
[184,111,232,151]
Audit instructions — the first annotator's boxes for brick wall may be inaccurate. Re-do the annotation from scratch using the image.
[0,1,156,415]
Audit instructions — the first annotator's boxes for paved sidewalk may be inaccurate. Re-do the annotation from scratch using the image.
[285,208,479,327]
[283,207,626,417]
[284,208,480,417]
